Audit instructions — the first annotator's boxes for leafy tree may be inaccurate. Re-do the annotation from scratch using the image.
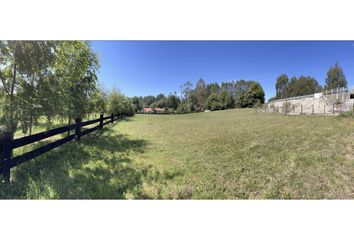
[155,93,165,102]
[325,63,347,90]
[176,100,193,113]
[287,77,297,97]
[126,102,135,116]
[194,79,208,111]
[219,91,234,109]
[187,91,198,112]
[16,41,58,134]
[107,89,124,114]
[0,41,57,136]
[142,95,155,107]
[177,81,198,112]
[267,96,277,102]
[0,41,143,138]
[206,93,224,111]
[181,81,193,100]
[54,41,99,124]
[250,82,265,104]
[136,79,266,113]
[238,82,265,107]
[37,73,62,124]
[151,93,167,108]
[287,76,321,97]
[220,80,256,107]
[88,86,107,115]
[165,94,180,110]
[131,96,143,112]
[233,80,255,98]
[107,88,135,116]
[275,74,289,99]
[17,80,41,134]
[206,82,220,96]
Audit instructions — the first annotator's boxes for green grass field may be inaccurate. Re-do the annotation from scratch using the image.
[1,109,353,199]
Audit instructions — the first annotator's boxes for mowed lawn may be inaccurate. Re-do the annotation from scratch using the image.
[1,109,353,199]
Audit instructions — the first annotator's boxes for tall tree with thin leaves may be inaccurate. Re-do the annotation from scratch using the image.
[325,63,347,90]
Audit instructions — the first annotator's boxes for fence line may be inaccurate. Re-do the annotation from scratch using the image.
[266,86,354,115]
[0,113,125,183]
[269,87,351,103]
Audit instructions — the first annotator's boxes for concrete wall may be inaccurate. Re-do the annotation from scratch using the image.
[266,87,354,115]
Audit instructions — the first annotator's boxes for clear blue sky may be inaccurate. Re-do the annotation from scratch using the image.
[91,41,354,100]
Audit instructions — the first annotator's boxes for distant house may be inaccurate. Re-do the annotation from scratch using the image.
[142,107,153,113]
[142,107,166,113]
[152,108,166,113]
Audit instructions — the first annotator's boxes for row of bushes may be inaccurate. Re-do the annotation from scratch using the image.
[106,89,135,117]
[131,79,266,114]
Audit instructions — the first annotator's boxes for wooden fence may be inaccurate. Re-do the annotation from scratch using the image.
[0,113,124,183]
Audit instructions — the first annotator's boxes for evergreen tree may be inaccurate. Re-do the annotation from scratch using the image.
[131,96,142,112]
[165,94,180,110]
[275,74,289,99]
[194,79,208,111]
[206,82,220,96]
[206,93,224,111]
[238,82,265,107]
[325,63,347,90]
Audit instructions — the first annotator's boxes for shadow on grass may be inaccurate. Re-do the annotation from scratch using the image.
[0,124,168,199]
[117,117,132,122]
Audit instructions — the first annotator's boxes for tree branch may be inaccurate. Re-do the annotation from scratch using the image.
[0,69,10,95]
[10,63,16,100]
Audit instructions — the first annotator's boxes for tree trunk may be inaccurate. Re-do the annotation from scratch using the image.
[67,113,71,136]
[285,89,288,115]
[8,63,17,134]
[29,114,33,136]
[29,75,34,136]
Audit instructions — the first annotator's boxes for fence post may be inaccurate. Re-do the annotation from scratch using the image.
[100,114,103,129]
[285,98,288,115]
[67,118,71,137]
[0,132,12,183]
[340,103,342,114]
[333,103,335,116]
[111,113,114,124]
[75,118,82,143]
[324,106,325,116]
[301,104,303,115]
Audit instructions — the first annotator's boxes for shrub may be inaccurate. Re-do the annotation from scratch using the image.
[237,82,265,108]
[205,93,224,111]
[107,89,135,116]
[339,111,354,118]
[177,101,193,113]
[167,108,176,114]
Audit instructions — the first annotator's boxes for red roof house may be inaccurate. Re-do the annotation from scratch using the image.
[142,107,166,113]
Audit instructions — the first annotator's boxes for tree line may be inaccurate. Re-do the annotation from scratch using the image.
[131,79,265,113]
[0,41,134,139]
[270,63,348,101]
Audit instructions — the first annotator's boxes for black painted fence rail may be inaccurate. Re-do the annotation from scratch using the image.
[0,113,124,183]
